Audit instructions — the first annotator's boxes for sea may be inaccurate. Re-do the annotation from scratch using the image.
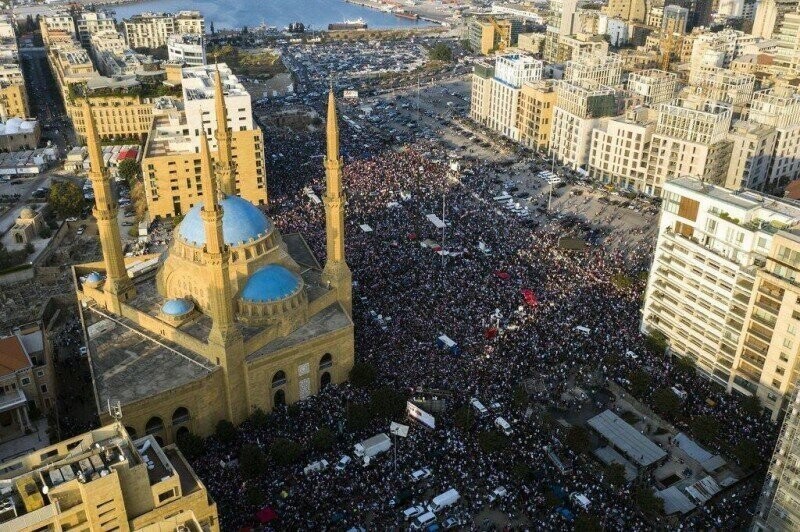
[108,0,433,31]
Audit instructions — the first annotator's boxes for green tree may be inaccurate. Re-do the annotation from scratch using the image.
[565,426,592,454]
[49,181,84,218]
[604,462,627,487]
[38,226,52,239]
[453,406,474,431]
[674,355,696,375]
[239,443,267,478]
[628,369,652,398]
[176,431,205,460]
[574,514,603,532]
[269,438,302,466]
[244,484,263,507]
[215,419,237,444]
[117,158,140,185]
[732,440,762,471]
[130,180,148,223]
[310,427,335,452]
[610,273,633,290]
[512,385,529,410]
[634,484,664,516]
[349,362,377,388]
[652,388,682,417]
[370,386,406,419]
[741,394,762,417]
[428,42,453,62]
[645,330,668,355]
[249,407,269,429]
[346,403,372,431]
[477,430,507,454]
[512,462,534,482]
[690,415,720,445]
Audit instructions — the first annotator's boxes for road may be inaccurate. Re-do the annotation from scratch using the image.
[19,48,74,152]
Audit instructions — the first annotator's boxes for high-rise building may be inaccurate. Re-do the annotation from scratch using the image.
[642,177,800,419]
[773,4,800,74]
[663,4,691,34]
[605,0,648,22]
[627,69,679,106]
[725,120,778,190]
[142,64,266,218]
[553,33,609,63]
[753,388,800,531]
[75,86,354,443]
[564,52,623,89]
[685,66,756,111]
[550,81,617,169]
[545,0,579,61]
[76,10,117,47]
[0,423,219,530]
[752,0,798,39]
[748,83,800,186]
[517,80,558,151]
[123,11,204,50]
[588,106,657,192]
[645,97,733,194]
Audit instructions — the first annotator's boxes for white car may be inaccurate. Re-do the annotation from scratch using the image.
[487,486,508,503]
[335,455,352,471]
[402,505,425,521]
[78,346,88,357]
[66,216,78,222]
[410,467,432,482]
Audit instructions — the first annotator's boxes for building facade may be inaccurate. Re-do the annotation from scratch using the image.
[550,81,617,169]
[167,33,206,66]
[748,83,800,186]
[123,11,204,50]
[627,69,679,106]
[517,80,557,151]
[588,106,656,192]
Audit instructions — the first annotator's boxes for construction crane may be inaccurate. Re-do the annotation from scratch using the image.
[661,32,679,71]
[487,16,508,52]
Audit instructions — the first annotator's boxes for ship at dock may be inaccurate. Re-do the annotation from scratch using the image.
[328,18,368,31]
[394,9,419,20]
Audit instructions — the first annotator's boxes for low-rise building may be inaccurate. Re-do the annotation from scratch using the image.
[468,16,519,55]
[76,10,117,47]
[0,423,219,530]
[167,33,206,66]
[554,33,609,63]
[564,51,623,89]
[0,117,39,151]
[686,66,756,112]
[0,64,29,119]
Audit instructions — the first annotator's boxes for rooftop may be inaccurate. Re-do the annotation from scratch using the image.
[181,63,248,102]
[0,335,31,378]
[587,410,667,467]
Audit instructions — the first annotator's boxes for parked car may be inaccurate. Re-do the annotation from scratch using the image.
[402,505,425,521]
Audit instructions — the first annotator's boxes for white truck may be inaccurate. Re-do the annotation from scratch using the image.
[427,488,460,513]
[353,433,392,466]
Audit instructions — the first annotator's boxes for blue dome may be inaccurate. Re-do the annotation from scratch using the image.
[85,272,103,283]
[161,298,193,316]
[178,195,271,247]
[241,265,302,303]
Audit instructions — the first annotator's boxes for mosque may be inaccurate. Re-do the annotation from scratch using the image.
[73,71,354,445]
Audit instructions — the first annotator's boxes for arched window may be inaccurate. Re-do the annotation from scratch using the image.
[319,353,333,370]
[320,371,331,390]
[272,370,287,388]
[172,407,190,425]
[145,417,164,435]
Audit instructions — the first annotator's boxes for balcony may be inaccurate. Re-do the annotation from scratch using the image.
[747,327,774,344]
[755,300,780,315]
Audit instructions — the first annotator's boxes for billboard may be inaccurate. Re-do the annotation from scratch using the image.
[406,401,436,429]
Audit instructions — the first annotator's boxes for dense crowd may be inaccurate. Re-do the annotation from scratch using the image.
[184,123,777,531]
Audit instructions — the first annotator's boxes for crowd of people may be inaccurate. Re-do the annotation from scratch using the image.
[181,121,776,531]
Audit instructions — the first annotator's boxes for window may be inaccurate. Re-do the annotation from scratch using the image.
[21,377,30,386]
[40,385,47,393]
[789,324,796,336]
[36,370,44,377]
[783,338,793,349]
[158,489,174,503]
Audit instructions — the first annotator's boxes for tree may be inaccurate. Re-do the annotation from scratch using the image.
[574,514,603,532]
[349,362,377,388]
[117,158,140,185]
[249,407,269,429]
[269,438,302,466]
[512,462,534,482]
[210,21,215,34]
[428,42,453,62]
[674,355,696,375]
[369,386,405,419]
[49,181,84,218]
[628,369,652,398]
[604,462,627,487]
[347,403,372,431]
[310,427,335,452]
[130,180,147,223]
[244,484,263,507]
[652,388,682,417]
[477,430,507,454]
[610,273,633,290]
[215,419,237,444]
[645,330,668,355]
[38,226,52,239]
[634,484,664,515]
[565,426,591,454]
[239,443,267,478]
[512,385,529,410]
[690,415,720,445]
[453,406,474,431]
[176,431,205,460]
[732,440,762,471]
[741,394,762,417]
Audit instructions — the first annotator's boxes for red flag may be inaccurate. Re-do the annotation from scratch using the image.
[485,327,498,339]
[522,288,537,307]
[494,270,511,280]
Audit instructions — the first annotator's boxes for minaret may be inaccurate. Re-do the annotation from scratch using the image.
[321,89,352,315]
[213,66,236,197]
[198,131,237,345]
[83,99,135,312]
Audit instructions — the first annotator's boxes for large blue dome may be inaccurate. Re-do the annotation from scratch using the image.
[241,265,302,303]
[178,195,271,247]
[162,298,193,316]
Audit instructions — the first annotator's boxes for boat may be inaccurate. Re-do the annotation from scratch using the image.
[394,9,419,20]
[328,18,368,31]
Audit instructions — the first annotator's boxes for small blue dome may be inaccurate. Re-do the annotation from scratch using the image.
[178,195,272,247]
[85,272,103,283]
[241,265,302,303]
[162,298,193,316]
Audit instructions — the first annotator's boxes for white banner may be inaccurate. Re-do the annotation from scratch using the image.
[406,401,436,429]
[343,90,359,99]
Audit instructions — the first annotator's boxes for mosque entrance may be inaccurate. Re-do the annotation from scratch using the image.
[320,371,331,390]
[274,389,286,407]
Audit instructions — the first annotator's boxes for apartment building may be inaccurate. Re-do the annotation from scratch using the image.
[0,63,29,119]
[725,120,778,191]
[604,0,647,22]
[0,423,219,531]
[627,69,679,106]
[685,66,756,112]
[752,0,798,39]
[642,177,800,419]
[550,81,617,169]
[76,11,117,47]
[141,64,266,218]
[748,83,800,186]
[563,52,623,89]
[517,32,546,54]
[645,97,733,194]
[167,33,206,66]
[689,28,760,70]
[773,4,800,75]
[588,106,656,192]
[553,33,609,63]
[470,61,495,123]
[517,80,557,151]
[468,16,519,55]
[663,4,690,34]
[544,0,579,61]
[753,388,800,531]
[123,11,204,50]
[39,12,75,46]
